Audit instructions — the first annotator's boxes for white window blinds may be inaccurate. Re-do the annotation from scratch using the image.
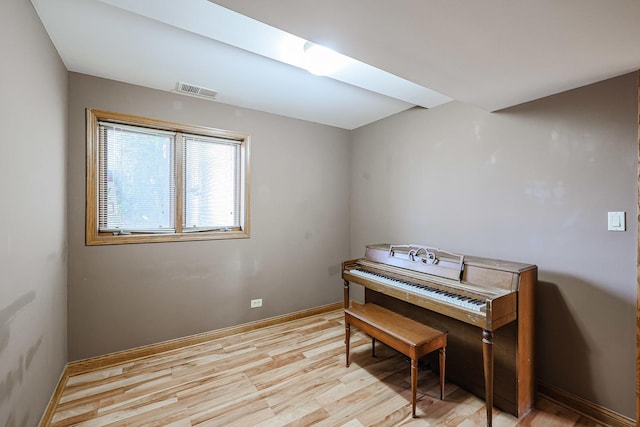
[98,122,176,233]
[182,134,241,231]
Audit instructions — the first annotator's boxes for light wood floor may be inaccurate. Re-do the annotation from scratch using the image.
[47,310,604,427]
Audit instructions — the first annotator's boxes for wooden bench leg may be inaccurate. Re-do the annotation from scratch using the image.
[372,337,376,357]
[411,358,418,418]
[439,347,446,400]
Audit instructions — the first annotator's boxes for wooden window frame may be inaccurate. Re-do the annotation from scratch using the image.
[86,109,250,245]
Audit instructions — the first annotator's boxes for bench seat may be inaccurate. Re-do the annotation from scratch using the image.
[344,303,447,417]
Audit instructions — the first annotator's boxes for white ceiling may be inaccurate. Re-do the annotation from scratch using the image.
[31,0,640,130]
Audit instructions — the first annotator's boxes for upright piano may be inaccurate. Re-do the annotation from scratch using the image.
[342,244,536,426]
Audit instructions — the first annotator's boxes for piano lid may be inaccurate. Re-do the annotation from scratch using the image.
[364,243,465,281]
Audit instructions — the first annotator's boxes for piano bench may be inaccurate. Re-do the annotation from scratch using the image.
[344,303,447,418]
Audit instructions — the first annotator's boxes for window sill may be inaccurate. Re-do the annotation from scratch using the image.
[86,230,250,246]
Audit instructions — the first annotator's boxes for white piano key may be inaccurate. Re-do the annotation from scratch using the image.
[349,268,486,313]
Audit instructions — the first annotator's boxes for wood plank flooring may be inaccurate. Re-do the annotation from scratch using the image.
[47,310,604,426]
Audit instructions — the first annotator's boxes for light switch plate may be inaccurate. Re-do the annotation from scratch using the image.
[608,212,626,231]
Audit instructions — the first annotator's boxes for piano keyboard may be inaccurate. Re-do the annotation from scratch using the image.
[348,268,487,313]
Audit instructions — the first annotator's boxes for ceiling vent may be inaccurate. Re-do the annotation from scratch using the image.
[174,81,218,100]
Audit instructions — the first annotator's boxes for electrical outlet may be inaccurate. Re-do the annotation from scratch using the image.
[250,298,262,308]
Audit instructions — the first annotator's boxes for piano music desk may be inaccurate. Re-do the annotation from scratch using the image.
[344,303,447,418]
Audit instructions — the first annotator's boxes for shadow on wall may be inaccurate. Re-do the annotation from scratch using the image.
[536,277,620,403]
[0,291,42,427]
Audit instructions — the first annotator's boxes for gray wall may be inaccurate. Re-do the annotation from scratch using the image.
[4,2,637,420]
[67,73,351,361]
[351,73,638,418]
[0,0,68,426]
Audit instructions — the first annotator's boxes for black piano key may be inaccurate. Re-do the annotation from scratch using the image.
[354,267,486,309]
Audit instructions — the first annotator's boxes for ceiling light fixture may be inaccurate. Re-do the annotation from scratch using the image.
[302,41,352,76]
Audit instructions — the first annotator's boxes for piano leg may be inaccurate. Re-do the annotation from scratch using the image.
[482,330,494,427]
[345,321,351,367]
[343,280,350,309]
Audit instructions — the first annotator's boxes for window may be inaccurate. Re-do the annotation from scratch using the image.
[86,109,250,245]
